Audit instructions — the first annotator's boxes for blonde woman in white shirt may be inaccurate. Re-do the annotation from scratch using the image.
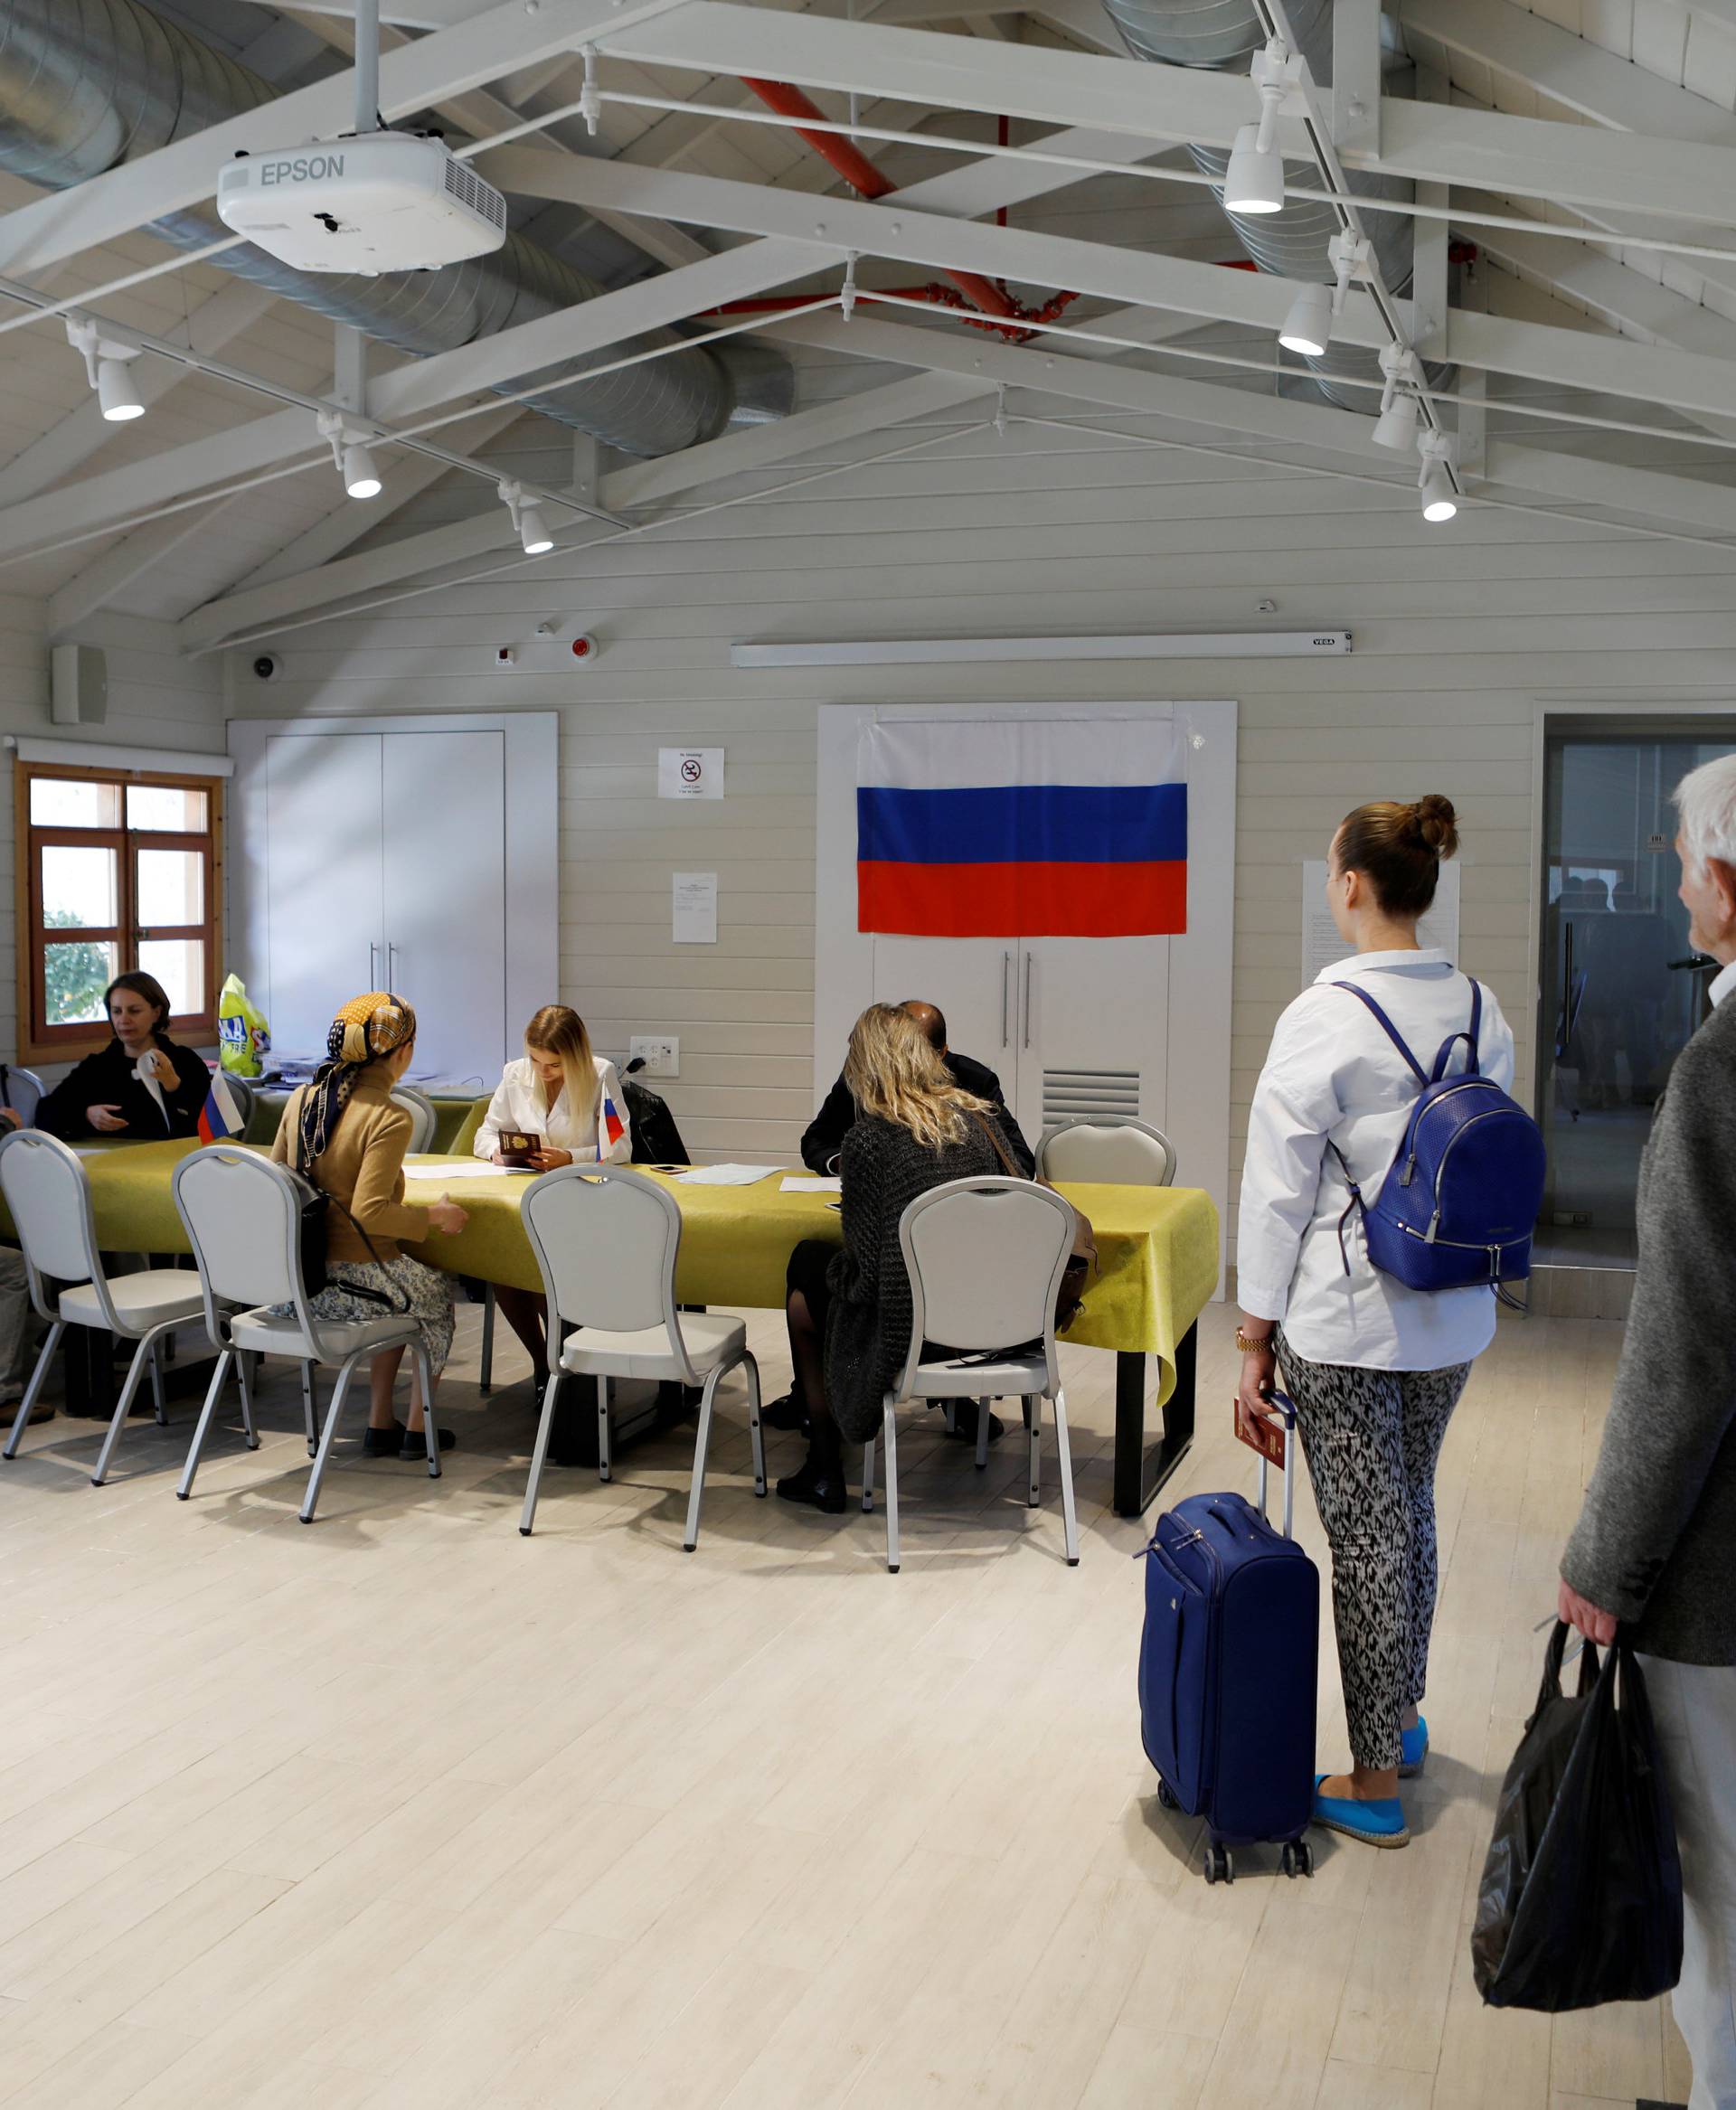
[474,1004,632,1377]
[1236,796,1515,1852]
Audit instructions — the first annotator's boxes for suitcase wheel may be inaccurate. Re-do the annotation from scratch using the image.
[1280,1840,1315,1879]
[1203,1842,1233,1886]
[1156,1778,1178,1813]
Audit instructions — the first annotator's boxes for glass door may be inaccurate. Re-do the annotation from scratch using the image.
[1536,723,1736,1267]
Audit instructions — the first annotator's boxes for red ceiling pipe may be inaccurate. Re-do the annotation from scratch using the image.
[738,76,1023,323]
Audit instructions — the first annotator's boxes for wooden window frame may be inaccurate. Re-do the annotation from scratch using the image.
[15,761,225,1065]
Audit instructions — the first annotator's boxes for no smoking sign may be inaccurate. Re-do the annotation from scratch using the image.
[658,747,724,800]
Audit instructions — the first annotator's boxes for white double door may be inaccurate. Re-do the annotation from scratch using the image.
[263,728,507,1079]
[870,933,1170,1145]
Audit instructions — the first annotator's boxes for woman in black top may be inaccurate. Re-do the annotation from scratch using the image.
[37,972,209,1142]
[778,1003,1013,1513]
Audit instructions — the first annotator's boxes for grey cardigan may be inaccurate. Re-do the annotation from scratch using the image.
[1561,989,1736,1665]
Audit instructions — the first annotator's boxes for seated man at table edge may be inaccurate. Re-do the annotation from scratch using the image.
[37,972,210,1143]
[801,999,1033,1178]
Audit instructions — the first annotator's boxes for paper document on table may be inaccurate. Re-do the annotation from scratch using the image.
[402,1161,502,1181]
[673,1163,782,1187]
[781,1176,842,1193]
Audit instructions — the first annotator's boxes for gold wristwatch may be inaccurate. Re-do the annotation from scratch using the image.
[1235,1326,1275,1356]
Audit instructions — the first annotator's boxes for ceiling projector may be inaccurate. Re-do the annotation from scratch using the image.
[215,129,507,274]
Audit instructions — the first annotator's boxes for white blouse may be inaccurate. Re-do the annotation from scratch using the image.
[1237,948,1517,1372]
[473,1054,633,1165]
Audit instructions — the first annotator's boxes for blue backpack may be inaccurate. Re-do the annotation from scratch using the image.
[1329,980,1547,1299]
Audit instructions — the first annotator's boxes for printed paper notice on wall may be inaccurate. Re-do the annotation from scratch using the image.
[658,747,724,799]
[674,871,718,944]
[1300,858,1459,988]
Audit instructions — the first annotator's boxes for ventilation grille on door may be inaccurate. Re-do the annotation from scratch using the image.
[1042,1069,1141,1126]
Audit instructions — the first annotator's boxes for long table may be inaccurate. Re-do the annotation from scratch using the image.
[31,1141,1222,1514]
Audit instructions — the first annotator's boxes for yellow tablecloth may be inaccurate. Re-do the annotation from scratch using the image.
[5,1141,1221,1408]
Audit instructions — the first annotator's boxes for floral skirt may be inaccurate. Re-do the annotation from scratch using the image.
[270,1256,456,1378]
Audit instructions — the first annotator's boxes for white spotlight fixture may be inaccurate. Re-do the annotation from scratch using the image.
[66,316,146,421]
[1372,341,1420,452]
[1278,282,1332,357]
[316,409,385,499]
[1417,431,1458,523]
[498,479,554,555]
[1222,36,1296,216]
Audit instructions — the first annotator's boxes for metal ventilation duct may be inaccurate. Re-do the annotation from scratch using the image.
[1099,0,1449,413]
[0,0,793,457]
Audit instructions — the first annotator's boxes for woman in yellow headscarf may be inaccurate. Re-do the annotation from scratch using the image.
[270,993,469,1460]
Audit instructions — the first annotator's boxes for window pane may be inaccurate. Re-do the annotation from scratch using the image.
[138,938,204,1021]
[44,939,118,1025]
[127,785,209,833]
[30,778,121,827]
[40,844,118,928]
[137,848,203,927]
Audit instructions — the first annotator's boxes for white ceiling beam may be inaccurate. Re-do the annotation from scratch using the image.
[1333,0,1382,159]
[250,0,499,24]
[0,281,276,508]
[47,494,251,638]
[0,0,695,279]
[176,368,989,647]
[482,143,1736,422]
[600,3,1736,224]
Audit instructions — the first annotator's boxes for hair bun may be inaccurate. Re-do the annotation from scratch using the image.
[1411,793,1459,858]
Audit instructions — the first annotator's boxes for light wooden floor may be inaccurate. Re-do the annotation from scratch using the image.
[0,1305,1694,2110]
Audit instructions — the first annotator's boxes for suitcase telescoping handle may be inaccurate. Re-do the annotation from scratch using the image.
[1256,1389,1299,1541]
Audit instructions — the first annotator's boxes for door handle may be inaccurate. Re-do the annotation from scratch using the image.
[369,941,380,988]
[1023,950,1033,1050]
[1001,950,1011,1048]
[387,941,400,991]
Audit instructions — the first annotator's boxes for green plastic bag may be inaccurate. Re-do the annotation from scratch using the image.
[217,973,270,1078]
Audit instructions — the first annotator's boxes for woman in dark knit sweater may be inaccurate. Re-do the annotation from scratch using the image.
[778,1003,1018,1513]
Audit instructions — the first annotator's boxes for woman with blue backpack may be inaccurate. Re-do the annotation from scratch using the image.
[1235,795,1539,1850]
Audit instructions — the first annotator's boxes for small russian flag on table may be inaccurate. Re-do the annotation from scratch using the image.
[856,718,1187,937]
[199,1071,244,1144]
[602,1092,624,1152]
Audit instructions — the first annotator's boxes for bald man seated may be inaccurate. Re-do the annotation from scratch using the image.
[799,999,1035,1178]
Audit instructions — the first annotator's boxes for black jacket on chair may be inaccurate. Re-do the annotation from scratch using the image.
[36,1037,209,1143]
[799,1050,1034,1177]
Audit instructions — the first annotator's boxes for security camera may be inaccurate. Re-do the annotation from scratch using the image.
[251,653,280,682]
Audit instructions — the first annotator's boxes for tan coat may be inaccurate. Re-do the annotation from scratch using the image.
[271,1067,429,1266]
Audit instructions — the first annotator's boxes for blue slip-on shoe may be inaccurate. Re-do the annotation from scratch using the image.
[1311,1776,1410,1849]
[1399,1716,1429,1779]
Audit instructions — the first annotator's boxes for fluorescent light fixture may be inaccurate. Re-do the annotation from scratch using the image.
[96,358,145,421]
[341,440,382,498]
[1278,282,1332,358]
[517,501,553,555]
[731,631,1352,669]
[1222,122,1284,215]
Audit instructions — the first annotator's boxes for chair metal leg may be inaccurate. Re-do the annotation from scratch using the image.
[861,1436,874,1513]
[519,1371,563,1537]
[176,1350,234,1500]
[149,1337,169,1427]
[974,1394,991,1471]
[3,1320,61,1460]
[1025,1394,1042,1508]
[235,1350,259,1451]
[882,1398,900,1572]
[92,1331,159,1486]
[595,1372,611,1484]
[300,1362,318,1455]
[942,1402,956,1435]
[414,1347,440,1478]
[742,1351,765,1498]
[479,1285,495,1396]
[1052,1386,1080,1567]
[298,1355,363,1524]
[682,1364,723,1551]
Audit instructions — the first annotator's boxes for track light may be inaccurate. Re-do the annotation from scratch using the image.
[341,441,382,498]
[498,479,554,556]
[67,316,146,422]
[1222,37,1295,216]
[1417,432,1458,523]
[1278,282,1332,357]
[1372,342,1420,452]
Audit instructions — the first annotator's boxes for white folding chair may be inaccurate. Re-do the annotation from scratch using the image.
[0,1129,207,1482]
[171,1145,438,1522]
[390,1088,439,1154]
[517,1164,762,1542]
[1036,1115,1177,1189]
[865,1176,1080,1574]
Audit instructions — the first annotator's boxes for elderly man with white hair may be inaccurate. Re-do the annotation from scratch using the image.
[1559,750,1736,2110]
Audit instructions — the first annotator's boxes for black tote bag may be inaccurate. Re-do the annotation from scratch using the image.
[1471,1622,1683,2012]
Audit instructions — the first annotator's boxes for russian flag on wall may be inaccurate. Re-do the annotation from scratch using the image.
[856,718,1187,938]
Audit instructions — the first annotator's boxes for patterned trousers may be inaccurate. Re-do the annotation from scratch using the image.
[1275,1335,1471,1772]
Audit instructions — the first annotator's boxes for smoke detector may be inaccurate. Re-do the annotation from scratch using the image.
[216,131,507,274]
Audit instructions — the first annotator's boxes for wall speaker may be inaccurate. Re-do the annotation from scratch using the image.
[50,644,108,727]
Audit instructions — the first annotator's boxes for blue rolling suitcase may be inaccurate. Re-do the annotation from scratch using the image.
[1137,1395,1321,1883]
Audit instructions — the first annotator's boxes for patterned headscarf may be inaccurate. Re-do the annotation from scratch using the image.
[295,991,418,1171]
